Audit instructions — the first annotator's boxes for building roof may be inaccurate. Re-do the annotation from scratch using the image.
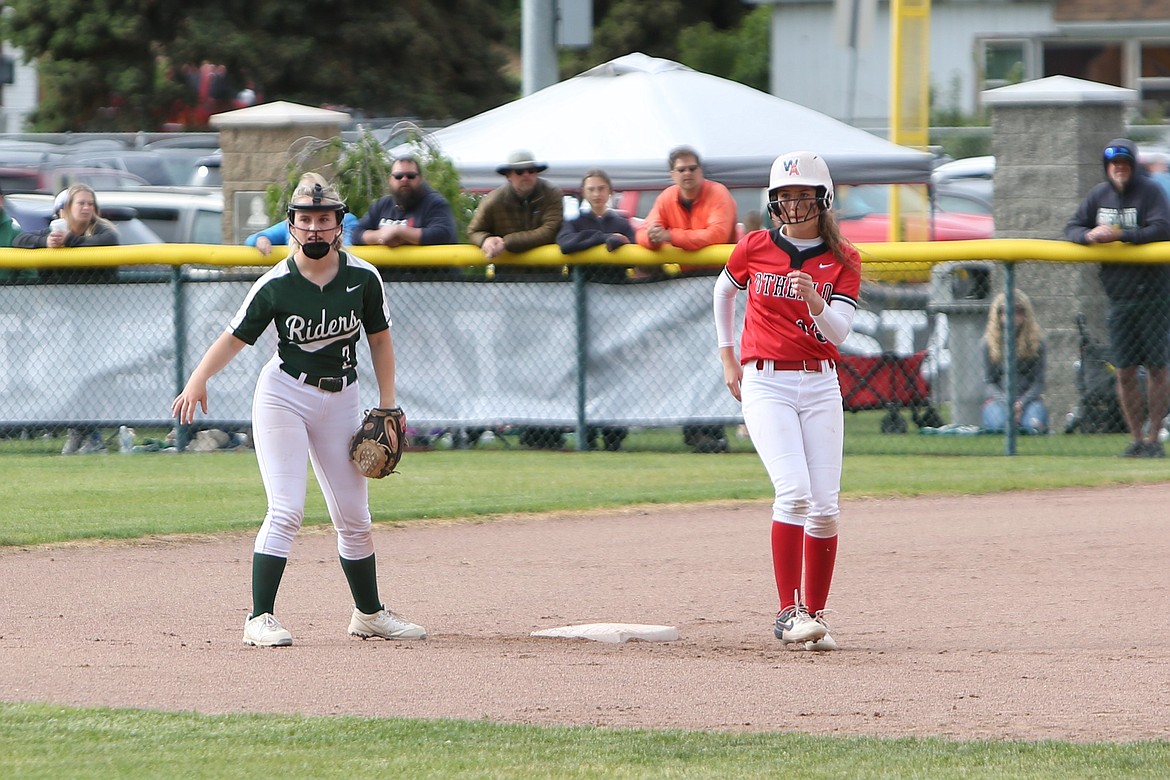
[1055,0,1170,22]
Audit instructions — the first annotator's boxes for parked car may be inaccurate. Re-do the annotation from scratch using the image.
[833,184,994,243]
[55,148,202,187]
[41,166,150,193]
[930,155,995,208]
[90,189,224,244]
[188,152,222,187]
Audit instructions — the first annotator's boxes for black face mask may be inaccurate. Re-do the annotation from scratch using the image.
[302,240,331,259]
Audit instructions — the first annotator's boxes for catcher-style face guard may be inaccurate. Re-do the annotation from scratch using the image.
[767,190,826,225]
[287,186,347,258]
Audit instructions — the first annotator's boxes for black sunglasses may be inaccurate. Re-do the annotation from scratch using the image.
[392,172,419,180]
[1104,146,1133,162]
[511,167,540,176]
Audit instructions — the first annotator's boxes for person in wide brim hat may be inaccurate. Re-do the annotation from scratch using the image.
[495,150,548,175]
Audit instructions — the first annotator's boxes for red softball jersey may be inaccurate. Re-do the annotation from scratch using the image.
[724,229,861,364]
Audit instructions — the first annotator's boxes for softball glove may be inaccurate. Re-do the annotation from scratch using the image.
[350,407,407,479]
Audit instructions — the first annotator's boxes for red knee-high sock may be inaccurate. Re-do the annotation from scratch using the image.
[771,521,805,611]
[802,533,839,616]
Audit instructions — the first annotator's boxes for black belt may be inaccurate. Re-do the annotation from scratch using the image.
[279,363,355,393]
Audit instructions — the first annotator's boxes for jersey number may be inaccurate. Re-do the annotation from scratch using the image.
[796,318,828,344]
[341,344,355,371]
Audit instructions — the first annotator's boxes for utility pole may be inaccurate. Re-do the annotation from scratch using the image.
[522,0,558,96]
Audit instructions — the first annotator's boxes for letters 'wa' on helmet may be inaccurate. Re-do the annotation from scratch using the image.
[768,151,834,212]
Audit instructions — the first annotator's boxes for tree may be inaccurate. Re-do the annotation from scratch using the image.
[677,6,770,93]
[0,0,518,131]
[559,0,757,86]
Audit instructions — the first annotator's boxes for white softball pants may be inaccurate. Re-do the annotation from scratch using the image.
[251,359,373,560]
[741,361,843,534]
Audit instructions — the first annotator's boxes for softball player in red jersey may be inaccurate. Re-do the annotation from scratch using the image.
[713,151,861,650]
[171,173,426,647]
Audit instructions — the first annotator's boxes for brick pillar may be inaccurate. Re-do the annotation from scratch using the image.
[983,76,1135,432]
[209,100,351,244]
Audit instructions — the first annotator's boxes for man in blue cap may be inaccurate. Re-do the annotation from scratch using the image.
[1066,138,1170,457]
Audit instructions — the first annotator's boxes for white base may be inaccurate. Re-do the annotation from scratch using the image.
[530,623,679,644]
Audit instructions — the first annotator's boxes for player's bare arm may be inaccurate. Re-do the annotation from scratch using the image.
[367,328,397,408]
[171,332,248,424]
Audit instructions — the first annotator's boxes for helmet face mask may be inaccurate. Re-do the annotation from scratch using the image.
[286,182,347,258]
[768,191,822,225]
[767,151,834,225]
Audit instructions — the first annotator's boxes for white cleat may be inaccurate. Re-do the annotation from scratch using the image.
[349,607,427,640]
[802,632,840,651]
[773,604,827,644]
[242,612,293,647]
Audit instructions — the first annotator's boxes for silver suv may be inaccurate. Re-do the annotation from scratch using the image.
[92,189,224,244]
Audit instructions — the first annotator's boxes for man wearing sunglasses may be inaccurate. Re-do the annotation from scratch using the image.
[355,155,457,249]
[1066,138,1170,458]
[637,145,738,453]
[468,149,564,268]
[636,145,737,254]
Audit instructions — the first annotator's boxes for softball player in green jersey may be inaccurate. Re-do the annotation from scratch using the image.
[172,173,426,647]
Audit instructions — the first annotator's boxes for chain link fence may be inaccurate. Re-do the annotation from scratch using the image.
[0,242,1164,457]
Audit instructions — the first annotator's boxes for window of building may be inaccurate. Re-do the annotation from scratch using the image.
[1139,42,1170,119]
[982,40,1028,90]
[1042,42,1123,86]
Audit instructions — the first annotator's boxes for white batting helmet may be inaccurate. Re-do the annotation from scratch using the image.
[767,151,834,214]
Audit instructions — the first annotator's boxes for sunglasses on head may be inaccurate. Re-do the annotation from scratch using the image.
[1104,146,1134,162]
[392,172,419,180]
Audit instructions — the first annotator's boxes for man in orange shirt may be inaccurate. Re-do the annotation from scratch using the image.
[638,146,739,453]
[637,145,737,254]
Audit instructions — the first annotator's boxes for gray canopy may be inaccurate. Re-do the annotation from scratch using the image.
[411,53,933,191]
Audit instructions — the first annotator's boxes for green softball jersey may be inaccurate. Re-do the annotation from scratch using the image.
[230,252,391,378]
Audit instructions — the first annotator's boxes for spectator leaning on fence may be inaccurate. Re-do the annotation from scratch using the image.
[467,149,564,274]
[1064,138,1170,458]
[980,290,1049,435]
[353,155,460,282]
[14,184,119,251]
[556,167,635,452]
[637,145,738,453]
[468,149,565,449]
[354,155,457,248]
[14,184,121,454]
[556,167,635,279]
[245,174,358,256]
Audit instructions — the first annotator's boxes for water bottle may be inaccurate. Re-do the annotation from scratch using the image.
[118,425,135,454]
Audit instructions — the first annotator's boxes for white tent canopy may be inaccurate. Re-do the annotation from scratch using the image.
[410,53,933,192]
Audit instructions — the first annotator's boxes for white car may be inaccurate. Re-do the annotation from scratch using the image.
[91,189,224,244]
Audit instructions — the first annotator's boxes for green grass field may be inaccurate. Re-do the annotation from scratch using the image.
[2,438,1168,778]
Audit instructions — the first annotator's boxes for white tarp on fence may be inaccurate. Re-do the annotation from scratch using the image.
[0,278,745,427]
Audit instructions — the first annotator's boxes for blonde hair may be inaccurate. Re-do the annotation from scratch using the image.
[985,290,1044,363]
[290,172,343,207]
[62,184,115,237]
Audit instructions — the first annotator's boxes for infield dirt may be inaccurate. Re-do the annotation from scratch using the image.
[2,484,1168,742]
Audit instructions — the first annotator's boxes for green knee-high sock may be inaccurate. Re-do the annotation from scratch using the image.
[251,553,288,617]
[339,554,382,615]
